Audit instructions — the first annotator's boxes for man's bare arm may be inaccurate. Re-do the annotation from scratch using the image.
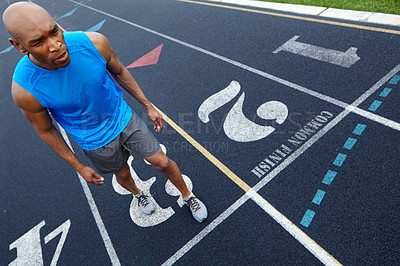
[11,81,104,185]
[85,32,164,132]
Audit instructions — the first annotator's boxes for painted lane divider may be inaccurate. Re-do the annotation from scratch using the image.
[322,170,337,185]
[300,210,316,228]
[352,124,367,136]
[389,75,400,85]
[312,190,326,205]
[343,138,357,150]
[300,123,365,228]
[368,100,382,112]
[333,153,347,167]
[300,71,399,228]
[379,88,392,97]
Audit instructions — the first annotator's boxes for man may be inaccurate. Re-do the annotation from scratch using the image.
[3,2,207,222]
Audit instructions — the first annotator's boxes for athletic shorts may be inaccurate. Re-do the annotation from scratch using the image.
[83,111,160,174]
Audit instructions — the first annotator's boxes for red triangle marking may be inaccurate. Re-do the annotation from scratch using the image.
[126,44,163,69]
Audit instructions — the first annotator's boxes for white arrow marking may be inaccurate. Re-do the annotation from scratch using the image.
[274,35,360,68]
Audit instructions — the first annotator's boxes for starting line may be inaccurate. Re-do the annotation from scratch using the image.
[25,0,400,265]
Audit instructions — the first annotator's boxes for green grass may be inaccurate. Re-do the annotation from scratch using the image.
[258,0,400,15]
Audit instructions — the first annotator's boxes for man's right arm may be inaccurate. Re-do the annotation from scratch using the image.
[11,81,104,185]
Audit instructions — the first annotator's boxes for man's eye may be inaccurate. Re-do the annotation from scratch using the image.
[33,41,42,47]
[52,28,59,35]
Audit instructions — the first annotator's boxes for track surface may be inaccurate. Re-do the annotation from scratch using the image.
[1,0,400,265]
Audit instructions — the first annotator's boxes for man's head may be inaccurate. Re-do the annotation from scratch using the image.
[3,1,70,70]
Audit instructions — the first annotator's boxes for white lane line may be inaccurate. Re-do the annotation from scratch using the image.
[57,124,121,266]
[248,190,341,266]
[164,65,399,265]
[347,105,400,130]
[70,0,400,132]
[161,194,251,266]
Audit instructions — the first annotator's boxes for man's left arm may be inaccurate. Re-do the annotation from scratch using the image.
[86,32,164,132]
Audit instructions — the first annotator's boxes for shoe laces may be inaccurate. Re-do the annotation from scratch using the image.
[136,194,150,207]
[186,197,201,212]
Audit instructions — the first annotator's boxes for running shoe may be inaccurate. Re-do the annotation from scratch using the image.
[184,193,208,223]
[134,191,156,215]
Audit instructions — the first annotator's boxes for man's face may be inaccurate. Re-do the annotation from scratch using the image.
[15,20,70,70]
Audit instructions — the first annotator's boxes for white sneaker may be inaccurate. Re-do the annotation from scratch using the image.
[134,191,156,215]
[183,193,208,223]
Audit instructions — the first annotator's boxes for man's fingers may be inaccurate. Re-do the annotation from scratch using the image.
[92,171,104,185]
[93,171,104,181]
[155,117,164,132]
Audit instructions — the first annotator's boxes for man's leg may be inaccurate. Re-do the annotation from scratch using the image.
[114,164,140,194]
[115,163,156,215]
[144,148,208,223]
[143,148,191,198]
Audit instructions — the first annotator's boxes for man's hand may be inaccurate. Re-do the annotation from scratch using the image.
[77,165,104,185]
[147,107,164,132]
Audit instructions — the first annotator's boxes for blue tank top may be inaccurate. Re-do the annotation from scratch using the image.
[13,31,132,150]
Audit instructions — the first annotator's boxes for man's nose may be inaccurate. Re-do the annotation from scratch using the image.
[48,38,61,52]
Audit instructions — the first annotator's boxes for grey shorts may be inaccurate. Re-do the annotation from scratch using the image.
[83,111,160,174]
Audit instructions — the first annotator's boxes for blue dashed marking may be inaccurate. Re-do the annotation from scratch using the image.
[333,153,347,167]
[300,210,315,228]
[322,170,337,185]
[379,88,392,97]
[301,72,398,228]
[389,75,400,85]
[343,138,357,150]
[368,100,382,112]
[353,124,367,135]
[312,190,326,205]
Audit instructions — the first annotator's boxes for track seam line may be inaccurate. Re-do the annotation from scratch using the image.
[70,0,400,132]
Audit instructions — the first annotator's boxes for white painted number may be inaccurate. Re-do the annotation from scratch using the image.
[273,35,360,68]
[112,144,193,227]
[198,81,288,142]
[9,220,71,266]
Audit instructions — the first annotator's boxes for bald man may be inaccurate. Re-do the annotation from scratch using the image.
[3,2,207,223]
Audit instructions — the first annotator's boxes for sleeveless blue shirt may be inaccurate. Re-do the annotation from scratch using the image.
[13,31,132,150]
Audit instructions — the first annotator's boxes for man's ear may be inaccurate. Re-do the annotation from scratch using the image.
[8,38,28,55]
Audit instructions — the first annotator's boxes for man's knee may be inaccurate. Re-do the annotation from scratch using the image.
[115,164,130,179]
[153,155,172,171]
